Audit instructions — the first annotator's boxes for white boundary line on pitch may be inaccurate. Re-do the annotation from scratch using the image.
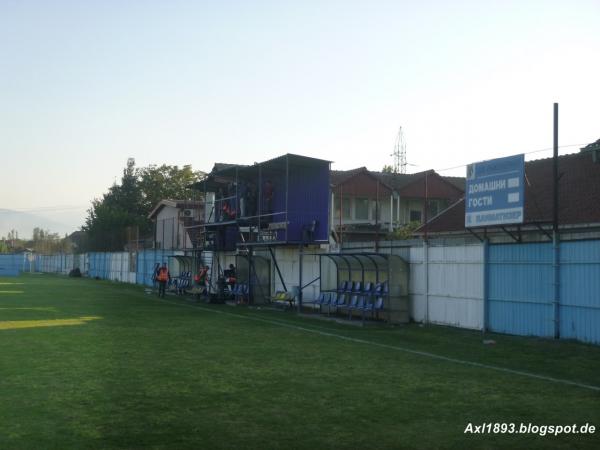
[154,297,600,393]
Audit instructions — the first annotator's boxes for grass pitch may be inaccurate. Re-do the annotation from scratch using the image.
[0,274,599,449]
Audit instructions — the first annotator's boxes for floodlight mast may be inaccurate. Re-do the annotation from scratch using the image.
[391,127,407,174]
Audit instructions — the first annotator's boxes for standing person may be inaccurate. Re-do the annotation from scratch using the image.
[152,263,161,288]
[157,263,170,298]
[195,265,209,288]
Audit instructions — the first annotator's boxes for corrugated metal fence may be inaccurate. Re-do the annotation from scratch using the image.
[343,241,484,330]
[35,254,83,274]
[560,240,600,343]
[488,240,600,344]
[13,237,600,345]
[88,252,135,283]
[0,254,23,276]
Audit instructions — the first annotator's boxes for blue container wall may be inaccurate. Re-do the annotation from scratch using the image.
[286,162,330,242]
[559,240,600,344]
[0,254,21,276]
[136,249,174,286]
[488,243,555,338]
[88,252,107,279]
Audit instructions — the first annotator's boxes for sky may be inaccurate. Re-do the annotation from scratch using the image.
[1,0,599,234]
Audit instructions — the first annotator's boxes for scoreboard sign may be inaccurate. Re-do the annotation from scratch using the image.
[465,154,525,227]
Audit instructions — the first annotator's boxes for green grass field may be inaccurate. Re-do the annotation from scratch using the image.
[1,274,599,449]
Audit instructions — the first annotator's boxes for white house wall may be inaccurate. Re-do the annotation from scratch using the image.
[156,206,192,250]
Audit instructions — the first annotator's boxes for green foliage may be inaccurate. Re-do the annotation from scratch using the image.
[1,227,72,254]
[382,164,395,173]
[389,221,421,240]
[82,160,203,251]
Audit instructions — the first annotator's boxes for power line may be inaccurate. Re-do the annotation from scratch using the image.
[426,143,589,174]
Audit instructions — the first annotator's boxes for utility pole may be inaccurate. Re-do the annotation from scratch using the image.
[553,103,560,340]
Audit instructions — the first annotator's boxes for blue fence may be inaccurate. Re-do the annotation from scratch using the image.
[488,243,555,338]
[0,254,22,276]
[136,249,174,286]
[88,253,109,279]
[560,240,600,344]
[488,240,600,344]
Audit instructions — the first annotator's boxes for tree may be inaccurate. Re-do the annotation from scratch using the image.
[137,164,203,214]
[382,165,395,174]
[81,160,204,251]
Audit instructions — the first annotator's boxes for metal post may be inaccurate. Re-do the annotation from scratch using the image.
[285,156,289,242]
[553,102,560,339]
[339,186,343,246]
[375,180,379,252]
[424,172,429,240]
[389,195,393,232]
[298,243,303,311]
[423,238,429,324]
[248,248,253,304]
[258,165,262,241]
[482,238,489,333]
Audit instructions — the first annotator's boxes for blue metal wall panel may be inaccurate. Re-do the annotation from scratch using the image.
[559,240,600,344]
[0,254,21,276]
[136,249,172,286]
[488,243,554,337]
[287,162,330,242]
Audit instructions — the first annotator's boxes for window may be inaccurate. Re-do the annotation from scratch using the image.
[427,199,448,219]
[409,210,422,223]
[355,198,369,220]
[334,196,352,220]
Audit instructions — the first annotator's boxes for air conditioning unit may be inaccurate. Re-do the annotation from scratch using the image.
[183,209,195,218]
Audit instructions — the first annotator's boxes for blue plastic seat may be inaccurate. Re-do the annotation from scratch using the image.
[304,292,326,305]
[303,292,327,311]
[360,296,384,320]
[347,296,366,320]
[337,281,349,293]
[343,281,355,294]
[319,292,333,313]
[338,294,358,315]
[327,292,347,315]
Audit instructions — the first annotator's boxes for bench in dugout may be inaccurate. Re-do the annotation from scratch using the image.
[308,291,385,321]
[267,290,295,309]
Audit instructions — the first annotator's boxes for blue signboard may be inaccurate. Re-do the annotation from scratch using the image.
[465,154,524,227]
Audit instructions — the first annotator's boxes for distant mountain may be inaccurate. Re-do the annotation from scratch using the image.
[0,209,77,239]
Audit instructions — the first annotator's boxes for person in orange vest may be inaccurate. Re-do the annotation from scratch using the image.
[156,263,170,298]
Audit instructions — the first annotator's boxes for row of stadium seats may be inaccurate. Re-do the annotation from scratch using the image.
[305,291,385,321]
[337,280,388,297]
